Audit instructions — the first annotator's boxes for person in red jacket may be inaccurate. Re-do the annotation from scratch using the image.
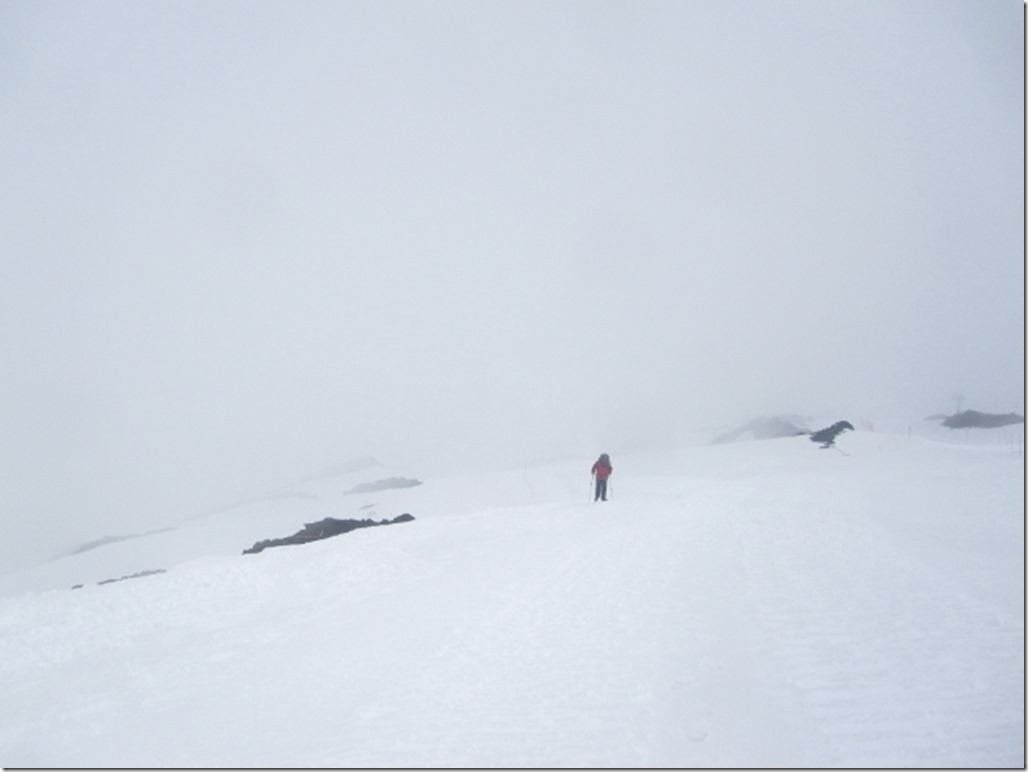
[591,453,613,501]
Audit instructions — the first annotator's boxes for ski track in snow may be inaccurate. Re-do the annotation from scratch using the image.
[0,434,1023,767]
[735,501,1023,768]
[321,504,715,768]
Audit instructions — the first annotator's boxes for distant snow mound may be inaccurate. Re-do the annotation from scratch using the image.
[68,528,175,557]
[939,410,1025,430]
[343,477,422,495]
[299,458,383,482]
[711,416,810,444]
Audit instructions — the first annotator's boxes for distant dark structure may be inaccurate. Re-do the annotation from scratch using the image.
[809,420,855,449]
[243,514,415,555]
[941,410,1024,430]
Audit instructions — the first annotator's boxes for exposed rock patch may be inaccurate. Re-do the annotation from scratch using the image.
[243,514,415,555]
[72,568,167,590]
[809,420,855,448]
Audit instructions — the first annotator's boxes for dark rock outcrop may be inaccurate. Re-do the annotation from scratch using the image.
[941,410,1024,430]
[97,568,168,585]
[243,514,415,555]
[809,420,854,448]
[72,568,167,590]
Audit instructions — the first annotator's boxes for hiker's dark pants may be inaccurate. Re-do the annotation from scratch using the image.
[594,478,608,501]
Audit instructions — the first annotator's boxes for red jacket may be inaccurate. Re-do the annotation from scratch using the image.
[591,459,613,480]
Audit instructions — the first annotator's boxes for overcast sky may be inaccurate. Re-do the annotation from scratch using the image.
[1,1,1023,568]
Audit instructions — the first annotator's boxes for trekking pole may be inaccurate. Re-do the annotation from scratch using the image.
[590,473,595,502]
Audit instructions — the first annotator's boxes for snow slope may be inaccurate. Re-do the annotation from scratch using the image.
[1,427,1023,767]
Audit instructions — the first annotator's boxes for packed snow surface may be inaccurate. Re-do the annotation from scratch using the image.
[1,426,1023,767]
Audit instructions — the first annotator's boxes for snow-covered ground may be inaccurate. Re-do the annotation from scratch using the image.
[1,422,1023,767]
